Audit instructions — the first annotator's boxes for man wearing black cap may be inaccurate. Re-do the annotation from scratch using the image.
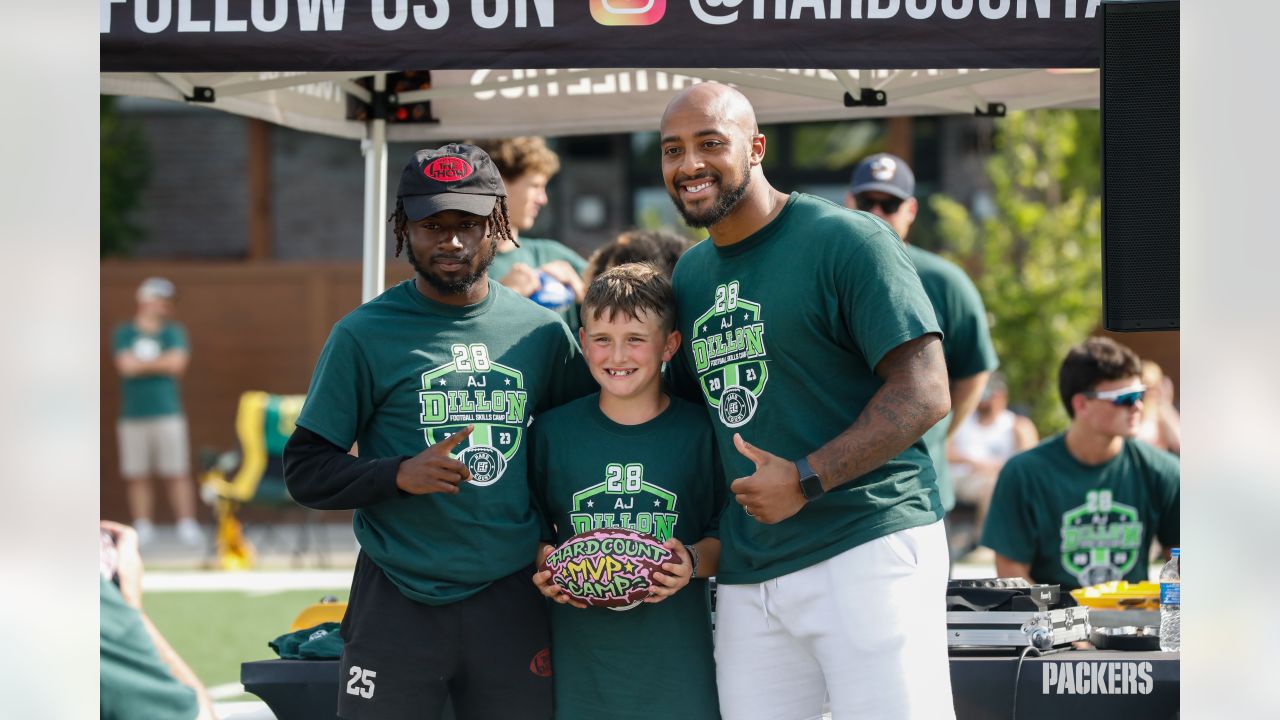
[283,144,595,720]
[847,153,999,544]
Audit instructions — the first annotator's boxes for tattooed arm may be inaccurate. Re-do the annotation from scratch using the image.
[809,333,950,489]
[729,334,950,524]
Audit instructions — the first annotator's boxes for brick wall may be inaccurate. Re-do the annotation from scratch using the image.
[133,109,250,259]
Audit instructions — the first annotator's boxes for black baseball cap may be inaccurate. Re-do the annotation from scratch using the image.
[397,144,507,221]
[850,153,915,199]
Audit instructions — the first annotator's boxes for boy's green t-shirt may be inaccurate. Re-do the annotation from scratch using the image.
[671,193,944,584]
[905,243,999,511]
[297,279,596,605]
[489,237,589,329]
[531,394,722,720]
[112,321,189,418]
[981,435,1180,589]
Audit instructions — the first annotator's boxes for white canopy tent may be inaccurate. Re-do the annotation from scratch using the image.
[100,2,1104,300]
[102,66,1098,299]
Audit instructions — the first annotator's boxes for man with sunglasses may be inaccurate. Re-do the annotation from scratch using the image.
[981,337,1179,590]
[846,153,999,543]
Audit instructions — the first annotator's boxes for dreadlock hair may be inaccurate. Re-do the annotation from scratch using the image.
[390,196,516,257]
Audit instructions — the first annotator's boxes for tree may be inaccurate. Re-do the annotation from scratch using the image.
[932,110,1102,434]
[101,96,150,257]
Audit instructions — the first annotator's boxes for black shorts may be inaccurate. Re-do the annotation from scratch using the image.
[337,552,553,720]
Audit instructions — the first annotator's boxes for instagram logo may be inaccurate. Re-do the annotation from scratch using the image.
[590,0,666,26]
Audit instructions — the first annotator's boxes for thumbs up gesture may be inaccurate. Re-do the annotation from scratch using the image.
[395,425,475,495]
[730,433,806,524]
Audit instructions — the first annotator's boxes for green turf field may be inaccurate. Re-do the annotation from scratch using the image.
[145,588,349,695]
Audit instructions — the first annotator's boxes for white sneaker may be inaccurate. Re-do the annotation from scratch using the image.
[134,519,156,546]
[176,518,205,546]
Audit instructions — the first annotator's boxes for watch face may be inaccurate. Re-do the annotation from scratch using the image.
[800,474,824,500]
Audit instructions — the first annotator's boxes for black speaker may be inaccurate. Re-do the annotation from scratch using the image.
[1101,0,1179,331]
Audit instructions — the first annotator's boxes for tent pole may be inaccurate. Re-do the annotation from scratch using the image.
[361,73,388,303]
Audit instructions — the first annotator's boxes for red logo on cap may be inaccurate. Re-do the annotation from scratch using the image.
[423,157,473,183]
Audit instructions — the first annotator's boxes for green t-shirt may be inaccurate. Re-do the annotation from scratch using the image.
[980,435,1180,590]
[297,279,596,605]
[100,577,198,720]
[531,395,721,720]
[489,236,589,329]
[670,192,944,584]
[112,321,189,419]
[905,243,999,511]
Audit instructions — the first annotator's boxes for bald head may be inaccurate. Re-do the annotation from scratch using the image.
[658,81,779,236]
[661,82,758,139]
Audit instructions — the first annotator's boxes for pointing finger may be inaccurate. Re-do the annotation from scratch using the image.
[429,425,475,455]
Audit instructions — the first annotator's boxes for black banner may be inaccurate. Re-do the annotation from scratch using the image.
[101,0,1102,72]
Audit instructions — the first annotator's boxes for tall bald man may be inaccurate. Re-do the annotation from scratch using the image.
[664,84,956,718]
[846,153,998,534]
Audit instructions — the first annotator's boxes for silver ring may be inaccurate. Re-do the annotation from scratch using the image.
[745,509,755,518]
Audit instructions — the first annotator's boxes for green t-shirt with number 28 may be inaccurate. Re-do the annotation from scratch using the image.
[981,435,1180,590]
[531,394,722,720]
[671,193,944,585]
[297,279,595,605]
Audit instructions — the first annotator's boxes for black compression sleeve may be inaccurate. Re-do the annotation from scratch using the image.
[283,426,409,510]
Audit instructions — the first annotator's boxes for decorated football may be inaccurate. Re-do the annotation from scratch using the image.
[544,528,682,609]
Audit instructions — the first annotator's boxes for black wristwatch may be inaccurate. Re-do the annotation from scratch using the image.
[795,456,825,501]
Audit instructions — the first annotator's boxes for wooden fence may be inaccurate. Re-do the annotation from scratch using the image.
[101,260,413,522]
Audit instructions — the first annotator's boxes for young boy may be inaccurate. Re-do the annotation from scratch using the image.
[531,263,723,720]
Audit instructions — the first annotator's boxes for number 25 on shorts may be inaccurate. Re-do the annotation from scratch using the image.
[346,666,377,699]
[590,0,666,26]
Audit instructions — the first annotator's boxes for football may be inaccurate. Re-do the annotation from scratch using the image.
[544,528,682,609]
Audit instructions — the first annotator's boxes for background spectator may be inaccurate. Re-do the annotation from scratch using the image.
[111,277,203,546]
[584,228,692,282]
[846,152,999,534]
[471,136,589,327]
[946,372,1039,538]
[1137,359,1181,455]
[100,520,217,720]
[981,337,1179,589]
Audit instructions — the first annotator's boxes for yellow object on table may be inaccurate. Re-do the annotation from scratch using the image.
[290,599,348,632]
[1070,580,1161,610]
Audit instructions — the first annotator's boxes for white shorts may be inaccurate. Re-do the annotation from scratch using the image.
[117,415,191,478]
[714,520,955,720]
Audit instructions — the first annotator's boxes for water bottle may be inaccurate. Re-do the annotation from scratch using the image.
[1158,547,1180,651]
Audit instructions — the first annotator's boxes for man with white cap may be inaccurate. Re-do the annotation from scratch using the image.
[112,277,203,546]
[847,153,999,543]
[284,143,594,720]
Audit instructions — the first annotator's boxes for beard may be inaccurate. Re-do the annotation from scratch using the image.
[669,156,752,228]
[407,235,498,296]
